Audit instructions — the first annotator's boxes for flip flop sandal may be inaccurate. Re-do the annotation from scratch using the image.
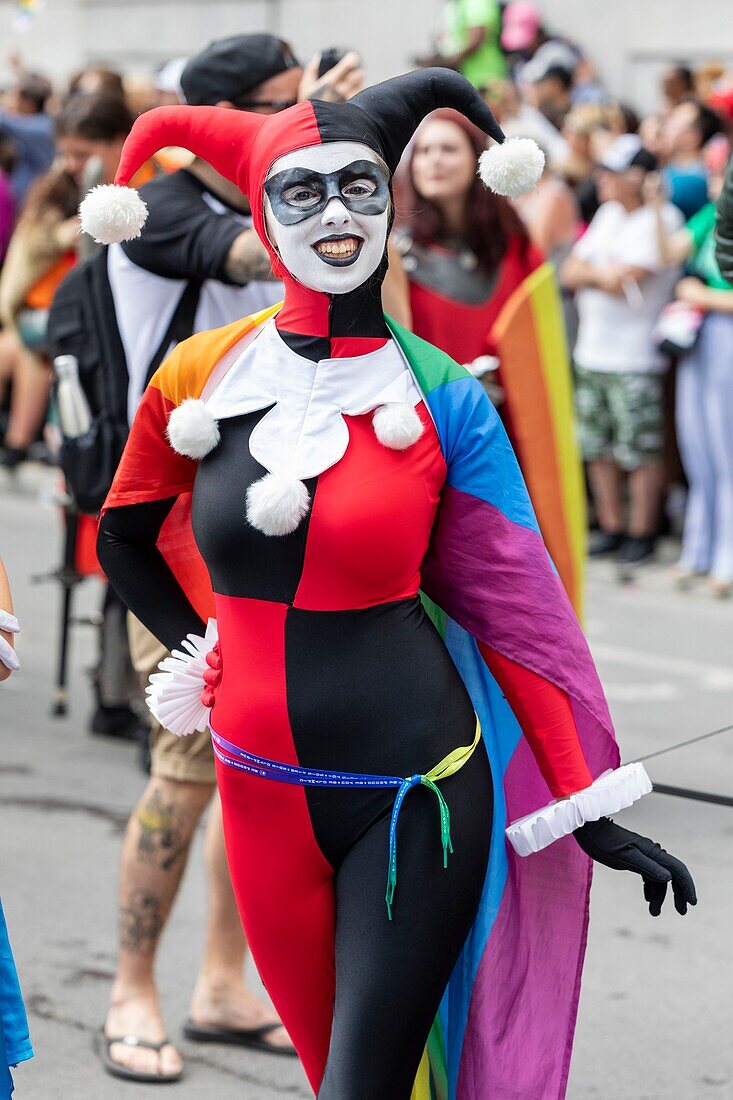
[95,1029,183,1083]
[182,1018,298,1057]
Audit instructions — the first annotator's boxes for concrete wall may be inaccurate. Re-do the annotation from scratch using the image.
[1,0,732,112]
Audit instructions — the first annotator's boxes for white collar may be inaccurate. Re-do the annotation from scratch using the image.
[203,319,421,481]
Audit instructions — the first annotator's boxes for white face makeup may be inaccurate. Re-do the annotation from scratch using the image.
[264,141,390,294]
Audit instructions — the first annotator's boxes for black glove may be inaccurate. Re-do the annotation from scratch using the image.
[574,817,697,916]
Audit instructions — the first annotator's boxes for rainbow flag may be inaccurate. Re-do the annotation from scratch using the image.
[386,319,617,1100]
[492,262,586,616]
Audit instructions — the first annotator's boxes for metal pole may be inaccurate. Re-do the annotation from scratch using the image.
[652,783,733,809]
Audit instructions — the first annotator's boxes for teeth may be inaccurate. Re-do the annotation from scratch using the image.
[315,238,359,258]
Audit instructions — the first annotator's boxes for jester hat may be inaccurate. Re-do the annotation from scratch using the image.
[80,67,544,259]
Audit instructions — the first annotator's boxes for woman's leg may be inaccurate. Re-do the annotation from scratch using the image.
[676,340,716,574]
[3,345,50,451]
[216,759,337,1091]
[318,746,493,1100]
[702,314,733,582]
[187,793,292,1049]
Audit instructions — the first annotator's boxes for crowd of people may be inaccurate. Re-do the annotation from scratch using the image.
[418,0,733,584]
[0,5,730,589]
[0,2,720,1092]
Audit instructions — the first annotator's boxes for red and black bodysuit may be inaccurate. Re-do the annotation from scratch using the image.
[93,69,692,1100]
[99,277,593,1097]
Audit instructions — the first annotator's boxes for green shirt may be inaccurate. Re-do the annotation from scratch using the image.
[443,0,506,88]
[687,203,732,290]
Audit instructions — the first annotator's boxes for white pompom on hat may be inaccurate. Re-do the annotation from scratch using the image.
[351,68,545,197]
[167,399,220,459]
[79,184,149,245]
[478,138,546,199]
[75,103,266,245]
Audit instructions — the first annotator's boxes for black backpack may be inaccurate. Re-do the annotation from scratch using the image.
[47,247,200,514]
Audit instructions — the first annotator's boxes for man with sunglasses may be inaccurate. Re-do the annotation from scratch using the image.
[98,33,364,1085]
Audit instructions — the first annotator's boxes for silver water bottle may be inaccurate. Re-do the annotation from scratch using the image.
[54,355,92,438]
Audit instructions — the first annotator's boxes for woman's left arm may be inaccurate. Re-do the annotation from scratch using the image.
[421,374,696,914]
[480,642,696,915]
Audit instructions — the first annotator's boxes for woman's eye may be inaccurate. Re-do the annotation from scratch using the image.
[282,184,321,207]
[343,178,377,199]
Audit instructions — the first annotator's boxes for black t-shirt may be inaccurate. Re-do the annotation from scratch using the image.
[121,168,245,283]
[109,167,282,424]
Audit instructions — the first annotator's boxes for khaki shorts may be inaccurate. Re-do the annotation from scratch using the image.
[127,613,216,785]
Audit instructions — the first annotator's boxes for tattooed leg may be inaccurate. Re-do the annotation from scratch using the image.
[136,786,194,872]
[119,890,163,955]
[104,777,213,1077]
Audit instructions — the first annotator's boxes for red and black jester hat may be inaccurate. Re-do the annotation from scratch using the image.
[79,67,545,260]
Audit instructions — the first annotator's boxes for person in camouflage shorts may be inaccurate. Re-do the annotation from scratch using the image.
[574,366,664,471]
[561,133,683,564]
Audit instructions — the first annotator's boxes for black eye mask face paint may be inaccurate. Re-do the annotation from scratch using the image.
[264,160,390,225]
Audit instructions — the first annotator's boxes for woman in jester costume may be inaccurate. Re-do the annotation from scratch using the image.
[86,69,695,1100]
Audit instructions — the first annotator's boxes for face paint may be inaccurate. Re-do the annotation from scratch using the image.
[265,161,389,225]
[264,142,390,294]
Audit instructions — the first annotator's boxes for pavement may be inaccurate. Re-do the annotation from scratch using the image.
[1,463,731,1100]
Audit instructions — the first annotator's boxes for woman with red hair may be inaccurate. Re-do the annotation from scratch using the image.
[389,108,542,378]
[388,108,587,611]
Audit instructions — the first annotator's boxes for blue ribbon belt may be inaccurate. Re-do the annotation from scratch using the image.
[211,727,459,919]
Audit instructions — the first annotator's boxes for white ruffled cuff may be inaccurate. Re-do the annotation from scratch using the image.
[145,619,218,737]
[506,762,653,857]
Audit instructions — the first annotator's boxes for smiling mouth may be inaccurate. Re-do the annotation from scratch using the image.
[313,234,364,266]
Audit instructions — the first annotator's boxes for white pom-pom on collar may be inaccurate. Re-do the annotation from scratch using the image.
[246,472,311,537]
[372,402,424,451]
[478,138,545,199]
[167,399,220,459]
[79,184,149,245]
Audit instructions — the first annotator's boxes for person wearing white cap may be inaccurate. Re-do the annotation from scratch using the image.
[561,133,684,565]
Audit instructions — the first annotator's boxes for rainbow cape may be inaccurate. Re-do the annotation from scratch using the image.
[388,318,617,1100]
[492,261,586,616]
[107,306,618,1099]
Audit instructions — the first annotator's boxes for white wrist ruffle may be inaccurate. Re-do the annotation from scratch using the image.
[145,619,218,737]
[506,762,653,857]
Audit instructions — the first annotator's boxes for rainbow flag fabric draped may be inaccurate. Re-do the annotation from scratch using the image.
[492,262,586,617]
[388,320,618,1100]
